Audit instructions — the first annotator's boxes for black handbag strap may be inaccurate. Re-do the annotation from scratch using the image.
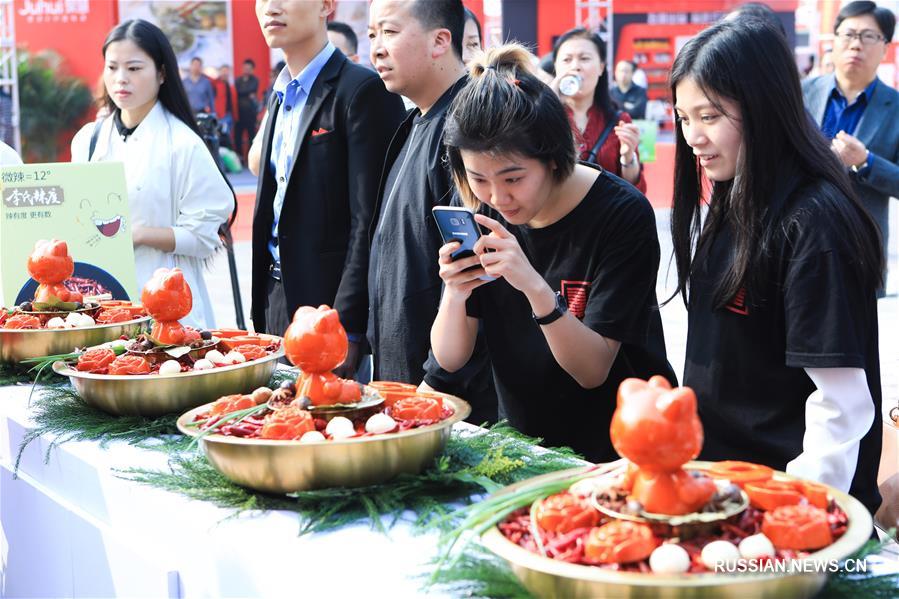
[585,110,622,164]
[88,119,102,161]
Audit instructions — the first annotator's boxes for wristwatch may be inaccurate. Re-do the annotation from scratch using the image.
[533,291,568,325]
[620,153,638,167]
[851,150,870,173]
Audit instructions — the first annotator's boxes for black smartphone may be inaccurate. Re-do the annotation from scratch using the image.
[432,206,495,281]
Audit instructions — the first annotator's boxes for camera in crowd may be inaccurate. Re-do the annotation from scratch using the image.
[195,111,221,139]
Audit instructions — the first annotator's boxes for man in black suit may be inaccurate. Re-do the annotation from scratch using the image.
[251,0,405,376]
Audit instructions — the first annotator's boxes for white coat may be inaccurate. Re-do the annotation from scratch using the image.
[0,140,22,165]
[71,101,233,329]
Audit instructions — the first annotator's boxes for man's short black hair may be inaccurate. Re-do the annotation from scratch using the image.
[410,0,464,60]
[190,56,202,64]
[327,21,358,54]
[835,0,895,41]
[243,58,256,68]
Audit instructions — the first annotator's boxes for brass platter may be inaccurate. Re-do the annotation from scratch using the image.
[176,392,471,493]
[52,344,284,417]
[480,464,873,599]
[0,316,151,364]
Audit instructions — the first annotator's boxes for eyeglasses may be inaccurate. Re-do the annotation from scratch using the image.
[835,30,885,46]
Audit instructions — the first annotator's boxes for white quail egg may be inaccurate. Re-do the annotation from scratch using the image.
[299,430,326,443]
[203,349,226,364]
[738,533,775,560]
[46,317,66,329]
[649,543,691,574]
[158,360,182,375]
[325,416,356,439]
[701,540,741,571]
[365,413,397,435]
[192,358,214,370]
[224,350,246,364]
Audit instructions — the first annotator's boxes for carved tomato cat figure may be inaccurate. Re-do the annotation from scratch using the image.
[610,376,716,515]
[283,305,348,373]
[27,239,82,304]
[141,268,192,345]
[27,239,74,283]
[141,268,192,321]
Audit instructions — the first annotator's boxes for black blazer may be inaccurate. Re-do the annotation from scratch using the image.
[251,50,406,335]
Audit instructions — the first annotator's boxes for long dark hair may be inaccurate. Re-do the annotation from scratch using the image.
[669,18,883,308]
[101,19,237,232]
[552,28,616,123]
[444,44,576,210]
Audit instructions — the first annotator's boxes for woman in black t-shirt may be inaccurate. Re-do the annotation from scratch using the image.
[430,44,675,462]
[669,19,884,514]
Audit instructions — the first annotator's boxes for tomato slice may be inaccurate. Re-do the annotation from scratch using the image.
[107,354,151,375]
[762,504,833,550]
[744,479,804,511]
[3,314,41,329]
[260,405,315,440]
[799,481,830,509]
[707,461,774,487]
[534,493,600,534]
[585,521,659,564]
[391,396,443,421]
[209,394,256,417]
[76,348,116,372]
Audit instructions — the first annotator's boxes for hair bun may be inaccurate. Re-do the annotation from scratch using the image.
[469,43,536,81]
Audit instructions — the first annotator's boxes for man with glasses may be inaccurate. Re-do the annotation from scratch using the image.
[803,0,899,296]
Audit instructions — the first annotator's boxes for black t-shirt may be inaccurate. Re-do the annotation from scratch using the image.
[685,178,882,514]
[466,168,675,462]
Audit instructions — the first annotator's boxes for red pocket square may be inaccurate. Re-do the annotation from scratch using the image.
[311,128,330,136]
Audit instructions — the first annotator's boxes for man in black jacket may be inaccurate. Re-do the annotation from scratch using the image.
[368,0,495,420]
[251,0,405,377]
[234,59,260,164]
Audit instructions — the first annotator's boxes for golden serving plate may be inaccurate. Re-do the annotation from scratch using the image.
[0,316,151,364]
[481,464,873,599]
[176,392,471,493]
[52,344,284,417]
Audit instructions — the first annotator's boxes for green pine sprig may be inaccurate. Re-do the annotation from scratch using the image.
[818,530,899,598]
[119,422,587,536]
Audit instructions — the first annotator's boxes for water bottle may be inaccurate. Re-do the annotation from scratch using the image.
[559,74,582,96]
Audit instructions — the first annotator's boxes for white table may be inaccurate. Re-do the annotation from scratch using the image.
[1,384,448,598]
[4,383,898,598]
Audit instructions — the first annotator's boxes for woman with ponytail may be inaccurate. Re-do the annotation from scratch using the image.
[430,44,674,461]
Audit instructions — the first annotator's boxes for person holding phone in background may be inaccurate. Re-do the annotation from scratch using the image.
[430,44,674,461]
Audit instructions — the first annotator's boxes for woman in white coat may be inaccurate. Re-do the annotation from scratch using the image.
[71,19,233,329]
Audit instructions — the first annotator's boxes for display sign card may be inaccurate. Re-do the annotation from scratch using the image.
[0,162,137,306]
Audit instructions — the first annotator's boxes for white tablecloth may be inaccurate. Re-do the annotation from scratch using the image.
[0,384,450,598]
[4,383,898,598]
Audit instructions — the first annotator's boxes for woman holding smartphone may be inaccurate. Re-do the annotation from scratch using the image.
[670,19,883,513]
[430,44,674,462]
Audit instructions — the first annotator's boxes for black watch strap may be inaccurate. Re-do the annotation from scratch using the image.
[533,291,568,325]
